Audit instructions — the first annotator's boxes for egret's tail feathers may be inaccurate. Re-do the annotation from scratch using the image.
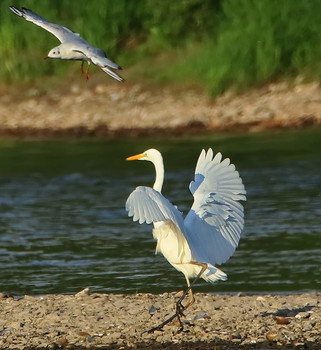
[202,264,227,283]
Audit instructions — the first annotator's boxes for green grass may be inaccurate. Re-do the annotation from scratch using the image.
[1,0,321,95]
[159,0,321,95]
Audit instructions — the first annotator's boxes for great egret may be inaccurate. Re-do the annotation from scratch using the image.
[9,6,124,82]
[126,148,246,331]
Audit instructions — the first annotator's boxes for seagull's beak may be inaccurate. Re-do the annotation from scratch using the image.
[126,153,145,161]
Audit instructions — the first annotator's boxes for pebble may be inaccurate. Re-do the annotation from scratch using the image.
[295,311,312,319]
[266,331,278,341]
[75,288,90,297]
[274,316,290,325]
[0,292,319,349]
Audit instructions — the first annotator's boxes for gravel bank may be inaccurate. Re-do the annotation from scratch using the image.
[0,81,320,137]
[0,289,320,349]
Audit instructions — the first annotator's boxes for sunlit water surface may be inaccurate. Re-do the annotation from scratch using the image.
[0,128,320,295]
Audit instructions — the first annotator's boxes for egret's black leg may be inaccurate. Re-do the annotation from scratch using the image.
[175,262,207,320]
[144,263,207,333]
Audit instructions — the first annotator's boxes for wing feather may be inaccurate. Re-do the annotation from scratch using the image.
[72,46,124,82]
[184,148,246,265]
[9,6,86,44]
[126,186,185,231]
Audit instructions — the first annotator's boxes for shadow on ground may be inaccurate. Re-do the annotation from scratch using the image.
[2,339,321,350]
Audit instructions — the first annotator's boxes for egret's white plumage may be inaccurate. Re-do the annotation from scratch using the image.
[126,148,246,288]
[9,6,124,82]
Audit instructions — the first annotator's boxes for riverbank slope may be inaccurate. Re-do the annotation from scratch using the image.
[0,80,320,137]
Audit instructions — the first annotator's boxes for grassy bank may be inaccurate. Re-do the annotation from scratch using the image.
[1,0,321,95]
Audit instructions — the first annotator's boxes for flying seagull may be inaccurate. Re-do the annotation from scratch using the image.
[9,6,124,81]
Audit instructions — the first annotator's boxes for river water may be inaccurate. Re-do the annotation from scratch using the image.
[0,128,320,295]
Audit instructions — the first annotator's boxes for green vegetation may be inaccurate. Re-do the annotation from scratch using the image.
[1,0,321,95]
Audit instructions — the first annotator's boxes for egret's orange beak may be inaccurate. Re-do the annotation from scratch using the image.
[44,56,49,60]
[126,153,145,161]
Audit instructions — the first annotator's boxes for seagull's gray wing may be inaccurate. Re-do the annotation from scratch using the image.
[72,46,124,81]
[184,149,246,266]
[89,48,122,69]
[126,186,185,232]
[9,6,87,44]
[99,66,124,82]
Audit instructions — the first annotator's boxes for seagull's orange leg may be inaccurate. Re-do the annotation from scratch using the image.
[80,61,84,74]
[86,62,91,80]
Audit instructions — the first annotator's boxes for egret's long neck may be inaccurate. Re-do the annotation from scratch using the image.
[152,156,164,192]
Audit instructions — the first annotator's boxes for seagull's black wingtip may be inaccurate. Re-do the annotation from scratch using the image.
[9,5,20,15]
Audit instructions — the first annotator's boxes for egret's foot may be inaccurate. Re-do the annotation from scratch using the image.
[142,313,176,334]
[143,291,193,334]
[142,311,186,334]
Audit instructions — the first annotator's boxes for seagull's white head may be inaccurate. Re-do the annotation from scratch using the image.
[47,46,61,59]
[126,149,162,163]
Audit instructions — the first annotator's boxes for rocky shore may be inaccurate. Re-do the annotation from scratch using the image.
[0,289,320,349]
[0,80,320,137]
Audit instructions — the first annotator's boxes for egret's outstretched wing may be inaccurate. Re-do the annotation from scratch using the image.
[9,6,86,44]
[126,186,185,231]
[184,148,246,265]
